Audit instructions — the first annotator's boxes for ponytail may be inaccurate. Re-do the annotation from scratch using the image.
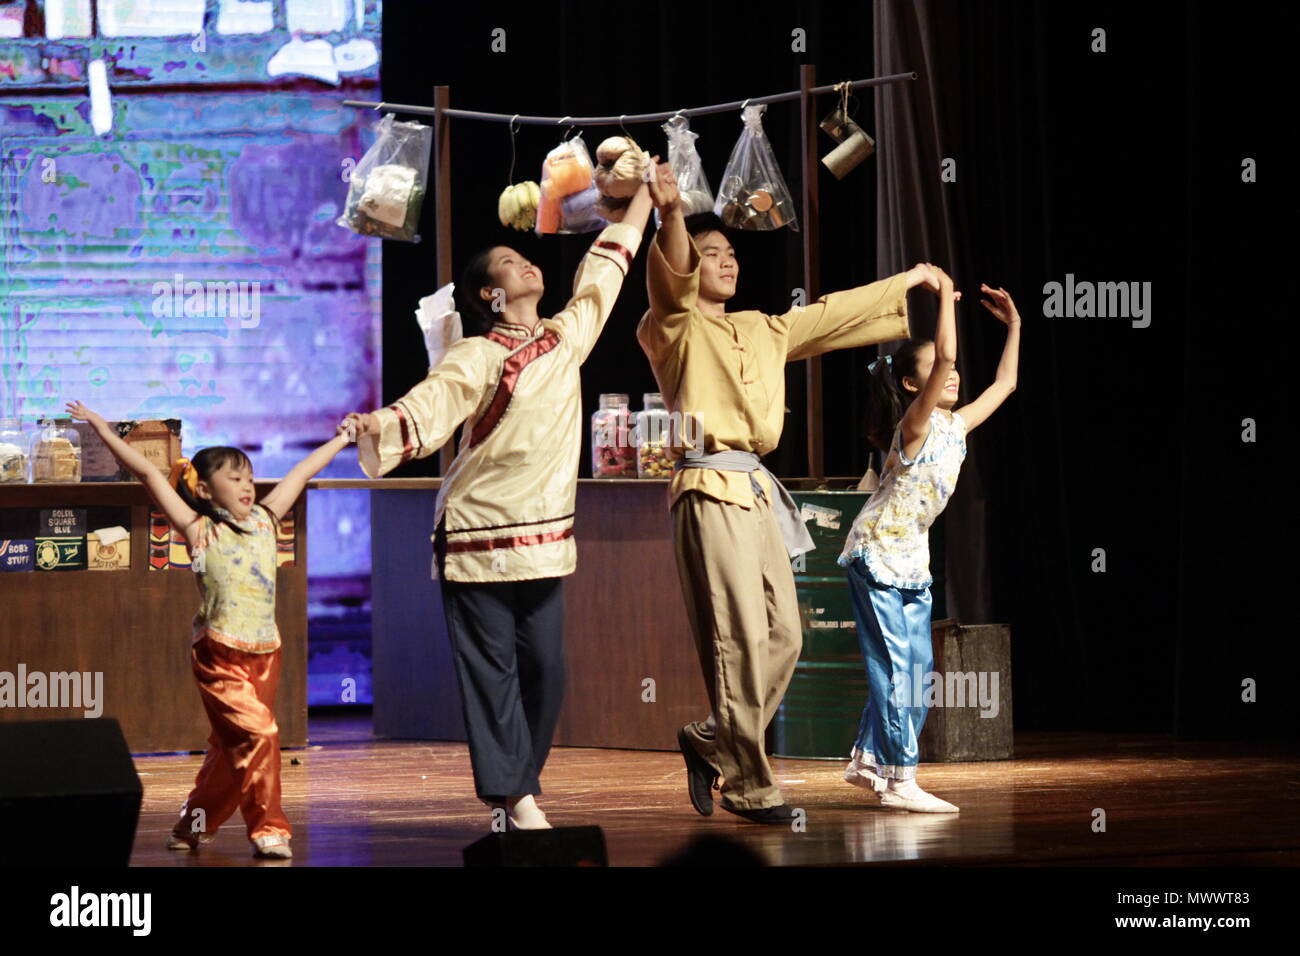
[863,338,931,452]
[170,447,254,536]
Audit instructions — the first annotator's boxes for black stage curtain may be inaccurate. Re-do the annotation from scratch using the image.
[379,2,1289,740]
[874,0,993,627]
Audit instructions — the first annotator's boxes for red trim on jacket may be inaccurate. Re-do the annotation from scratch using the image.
[592,240,632,271]
[444,526,574,554]
[469,329,562,447]
[390,403,414,463]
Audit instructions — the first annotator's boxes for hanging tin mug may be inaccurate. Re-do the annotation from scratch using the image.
[822,118,875,180]
[820,83,875,180]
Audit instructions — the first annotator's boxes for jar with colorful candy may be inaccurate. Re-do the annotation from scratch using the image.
[591,393,635,477]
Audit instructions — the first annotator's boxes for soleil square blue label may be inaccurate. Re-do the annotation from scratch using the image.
[0,539,35,571]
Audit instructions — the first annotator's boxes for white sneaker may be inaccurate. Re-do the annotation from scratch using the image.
[843,759,888,799]
[879,779,959,813]
[165,830,215,850]
[252,835,293,859]
[506,794,553,830]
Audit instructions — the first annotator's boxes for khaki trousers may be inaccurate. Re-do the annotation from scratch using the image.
[672,490,803,809]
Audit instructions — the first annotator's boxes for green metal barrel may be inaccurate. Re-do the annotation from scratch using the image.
[771,490,947,759]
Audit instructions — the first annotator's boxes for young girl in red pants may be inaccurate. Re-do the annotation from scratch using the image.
[67,400,352,859]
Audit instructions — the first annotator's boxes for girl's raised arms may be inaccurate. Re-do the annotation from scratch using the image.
[259,425,353,522]
[65,400,203,541]
[953,284,1021,433]
[900,264,960,460]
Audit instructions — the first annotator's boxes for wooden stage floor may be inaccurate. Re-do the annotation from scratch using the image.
[129,713,1300,867]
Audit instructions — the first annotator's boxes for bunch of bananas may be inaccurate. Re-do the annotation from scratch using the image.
[497,181,541,231]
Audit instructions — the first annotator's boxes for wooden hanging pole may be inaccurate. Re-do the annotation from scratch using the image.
[433,84,455,474]
[342,73,916,124]
[799,64,824,483]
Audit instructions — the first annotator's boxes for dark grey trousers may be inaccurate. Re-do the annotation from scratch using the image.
[435,524,566,802]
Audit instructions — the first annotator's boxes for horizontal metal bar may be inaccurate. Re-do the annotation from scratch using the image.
[340,72,916,125]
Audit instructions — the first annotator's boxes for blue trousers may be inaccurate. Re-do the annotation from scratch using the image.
[845,556,933,779]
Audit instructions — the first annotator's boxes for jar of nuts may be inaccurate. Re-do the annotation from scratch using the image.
[635,393,673,479]
[0,418,29,483]
[31,417,81,483]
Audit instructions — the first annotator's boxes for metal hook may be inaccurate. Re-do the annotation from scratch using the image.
[557,115,575,142]
[507,114,520,186]
[619,114,630,139]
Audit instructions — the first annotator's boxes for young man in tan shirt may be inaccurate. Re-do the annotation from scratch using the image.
[639,169,941,823]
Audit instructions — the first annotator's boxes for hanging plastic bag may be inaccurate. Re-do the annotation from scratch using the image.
[714,103,799,232]
[337,113,432,242]
[655,114,715,227]
[535,133,607,236]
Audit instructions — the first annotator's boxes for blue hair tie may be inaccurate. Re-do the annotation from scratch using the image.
[867,353,894,373]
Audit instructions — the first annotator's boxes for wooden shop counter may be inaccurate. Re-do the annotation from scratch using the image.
[0,481,307,753]
[340,476,865,752]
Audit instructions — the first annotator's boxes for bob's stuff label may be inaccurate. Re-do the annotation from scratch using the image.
[0,539,34,572]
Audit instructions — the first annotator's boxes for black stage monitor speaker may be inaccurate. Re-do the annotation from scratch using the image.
[463,825,608,867]
[0,719,143,867]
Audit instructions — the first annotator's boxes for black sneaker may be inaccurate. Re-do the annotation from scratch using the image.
[677,726,719,816]
[718,801,798,825]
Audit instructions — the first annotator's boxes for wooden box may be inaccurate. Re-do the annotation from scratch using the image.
[73,419,182,481]
[918,619,1014,762]
[34,508,86,572]
[86,528,130,570]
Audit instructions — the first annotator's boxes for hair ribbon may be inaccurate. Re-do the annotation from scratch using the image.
[169,456,200,495]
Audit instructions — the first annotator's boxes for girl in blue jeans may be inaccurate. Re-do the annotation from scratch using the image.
[837,266,1020,811]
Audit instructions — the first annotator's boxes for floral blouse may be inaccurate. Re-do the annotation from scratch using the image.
[190,503,281,653]
[837,409,968,590]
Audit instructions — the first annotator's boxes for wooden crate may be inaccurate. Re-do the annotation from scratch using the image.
[919,619,1013,762]
[71,419,181,482]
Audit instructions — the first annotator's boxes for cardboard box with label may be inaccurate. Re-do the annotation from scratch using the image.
[73,419,182,481]
[0,539,34,571]
[35,507,86,571]
[87,526,131,570]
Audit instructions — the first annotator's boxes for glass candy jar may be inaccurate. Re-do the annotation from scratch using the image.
[0,418,28,483]
[636,393,674,479]
[591,393,635,477]
[31,417,82,482]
